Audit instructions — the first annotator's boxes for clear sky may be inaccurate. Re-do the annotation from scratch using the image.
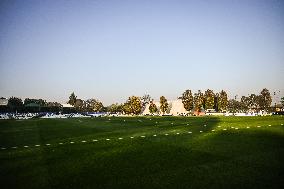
[0,0,283,105]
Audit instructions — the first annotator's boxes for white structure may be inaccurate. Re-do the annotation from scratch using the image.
[0,98,8,106]
[61,103,74,108]
[142,99,188,116]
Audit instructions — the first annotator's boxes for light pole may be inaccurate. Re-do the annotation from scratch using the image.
[274,90,281,112]
[234,95,238,115]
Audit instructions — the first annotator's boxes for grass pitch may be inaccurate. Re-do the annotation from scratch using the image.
[0,116,284,189]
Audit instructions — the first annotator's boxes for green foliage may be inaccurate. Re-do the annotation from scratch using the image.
[141,94,151,110]
[45,102,62,112]
[248,94,258,109]
[227,99,241,113]
[204,89,215,109]
[85,99,104,112]
[107,103,123,113]
[181,89,194,111]
[149,101,158,114]
[217,90,228,112]
[68,92,77,106]
[159,96,168,114]
[240,96,250,112]
[193,90,204,112]
[74,99,85,112]
[259,88,272,111]
[281,97,284,106]
[123,96,142,115]
[8,97,23,112]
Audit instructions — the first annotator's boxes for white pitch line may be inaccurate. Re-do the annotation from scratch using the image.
[81,141,86,143]
[35,144,40,147]
[188,131,192,134]
[176,133,180,135]
[153,134,157,137]
[92,139,98,142]
[235,128,239,130]
[130,137,134,139]
[1,147,6,150]
[59,143,63,145]
[246,127,250,128]
[70,142,74,144]
[223,129,227,131]
[24,146,29,148]
[231,127,234,128]
[46,144,51,146]
[268,125,271,126]
[257,126,261,128]
[118,138,123,140]
[140,136,145,138]
[106,139,110,141]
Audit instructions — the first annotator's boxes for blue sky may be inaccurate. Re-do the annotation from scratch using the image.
[0,0,283,105]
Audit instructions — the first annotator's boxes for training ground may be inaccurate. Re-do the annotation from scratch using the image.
[0,116,284,189]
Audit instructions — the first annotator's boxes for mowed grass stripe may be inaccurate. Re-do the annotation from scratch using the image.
[0,122,282,151]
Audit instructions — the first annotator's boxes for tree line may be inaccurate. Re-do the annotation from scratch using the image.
[1,88,282,114]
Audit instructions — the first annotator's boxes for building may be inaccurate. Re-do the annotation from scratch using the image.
[0,97,8,106]
[142,99,189,116]
[0,97,9,112]
[61,103,75,113]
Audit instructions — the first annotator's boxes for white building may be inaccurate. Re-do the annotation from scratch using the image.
[142,99,188,116]
[61,103,74,108]
[0,98,8,106]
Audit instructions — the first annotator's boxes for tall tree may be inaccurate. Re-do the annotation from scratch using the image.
[85,99,103,112]
[107,103,123,113]
[281,97,284,106]
[240,96,250,112]
[159,96,168,115]
[258,88,272,111]
[68,92,77,106]
[123,102,132,114]
[248,94,258,110]
[181,89,194,111]
[8,97,23,112]
[74,99,84,112]
[46,102,62,112]
[227,99,241,113]
[217,90,228,112]
[204,89,215,109]
[123,96,142,115]
[193,90,204,112]
[149,100,158,114]
[141,94,151,111]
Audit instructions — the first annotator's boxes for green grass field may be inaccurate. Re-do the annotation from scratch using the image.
[1,116,284,189]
